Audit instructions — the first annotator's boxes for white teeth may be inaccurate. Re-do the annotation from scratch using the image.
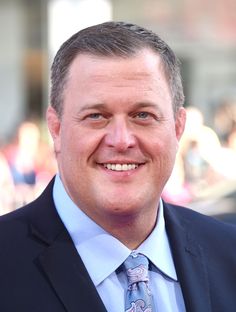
[111,164,117,170]
[103,163,138,171]
[122,164,128,171]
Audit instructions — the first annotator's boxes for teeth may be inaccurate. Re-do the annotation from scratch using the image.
[103,163,138,171]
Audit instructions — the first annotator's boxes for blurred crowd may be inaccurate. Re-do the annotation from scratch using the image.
[0,102,236,215]
[163,101,236,205]
[0,120,57,215]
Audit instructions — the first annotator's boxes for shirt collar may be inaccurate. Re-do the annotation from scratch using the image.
[136,198,177,281]
[53,174,177,286]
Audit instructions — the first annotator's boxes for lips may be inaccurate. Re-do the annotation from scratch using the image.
[103,163,139,171]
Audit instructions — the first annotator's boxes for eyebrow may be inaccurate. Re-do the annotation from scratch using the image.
[77,103,107,113]
[133,102,160,110]
[77,102,161,113]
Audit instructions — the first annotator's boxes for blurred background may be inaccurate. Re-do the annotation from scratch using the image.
[0,0,236,220]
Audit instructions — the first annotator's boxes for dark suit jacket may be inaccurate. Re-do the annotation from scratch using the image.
[0,178,236,312]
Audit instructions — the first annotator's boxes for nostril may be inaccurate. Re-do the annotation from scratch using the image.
[105,135,136,151]
[104,119,136,151]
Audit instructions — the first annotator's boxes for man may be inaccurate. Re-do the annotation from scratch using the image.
[0,21,236,312]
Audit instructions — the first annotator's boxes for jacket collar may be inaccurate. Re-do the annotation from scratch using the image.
[28,178,107,312]
[164,202,211,312]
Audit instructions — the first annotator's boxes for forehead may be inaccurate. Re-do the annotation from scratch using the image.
[67,48,166,81]
[62,49,172,112]
[61,49,174,117]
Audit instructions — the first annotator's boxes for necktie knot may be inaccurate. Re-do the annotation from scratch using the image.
[123,253,149,286]
[123,252,154,311]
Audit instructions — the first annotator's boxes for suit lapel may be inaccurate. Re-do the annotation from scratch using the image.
[37,230,107,312]
[164,203,211,312]
[29,179,107,312]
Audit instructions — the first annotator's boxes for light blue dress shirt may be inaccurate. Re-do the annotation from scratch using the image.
[53,174,186,312]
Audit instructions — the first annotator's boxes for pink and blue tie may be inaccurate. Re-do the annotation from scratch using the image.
[123,252,154,312]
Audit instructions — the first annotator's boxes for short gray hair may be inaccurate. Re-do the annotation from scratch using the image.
[50,21,184,116]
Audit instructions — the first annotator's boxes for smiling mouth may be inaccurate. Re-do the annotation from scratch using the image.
[103,163,139,171]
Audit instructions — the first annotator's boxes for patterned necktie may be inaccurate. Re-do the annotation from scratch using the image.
[123,252,154,312]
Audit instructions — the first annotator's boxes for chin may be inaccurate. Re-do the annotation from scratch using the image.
[101,198,144,216]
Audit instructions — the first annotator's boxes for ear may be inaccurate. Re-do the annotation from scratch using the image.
[46,106,61,155]
[175,107,186,141]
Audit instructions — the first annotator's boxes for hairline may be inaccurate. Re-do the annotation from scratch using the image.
[53,48,177,118]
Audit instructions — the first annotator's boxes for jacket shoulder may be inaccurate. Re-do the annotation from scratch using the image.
[0,177,62,245]
[164,201,236,245]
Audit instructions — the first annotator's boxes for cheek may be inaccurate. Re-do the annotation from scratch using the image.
[149,128,177,153]
[61,127,104,165]
[149,132,178,170]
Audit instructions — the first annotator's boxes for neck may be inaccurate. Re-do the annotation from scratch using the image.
[98,209,158,249]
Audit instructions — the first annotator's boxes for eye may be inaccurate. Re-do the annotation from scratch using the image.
[87,113,103,120]
[136,112,150,119]
[131,110,161,125]
[82,112,109,128]
[134,111,154,120]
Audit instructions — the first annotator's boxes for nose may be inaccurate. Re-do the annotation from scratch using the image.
[104,117,136,151]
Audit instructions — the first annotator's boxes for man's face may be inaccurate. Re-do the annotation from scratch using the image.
[47,49,186,226]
